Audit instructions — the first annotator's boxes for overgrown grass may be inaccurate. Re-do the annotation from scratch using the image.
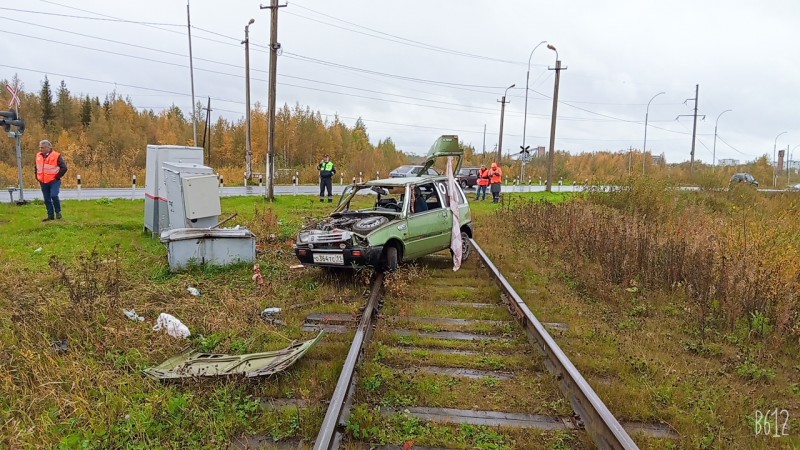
[478,179,800,448]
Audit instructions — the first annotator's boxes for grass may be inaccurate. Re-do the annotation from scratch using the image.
[0,194,372,448]
[475,182,800,449]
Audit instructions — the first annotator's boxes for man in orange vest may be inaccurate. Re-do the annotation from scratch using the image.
[488,162,503,203]
[35,140,68,221]
[476,164,490,200]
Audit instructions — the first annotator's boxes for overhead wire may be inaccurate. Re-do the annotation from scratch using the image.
[25,0,709,149]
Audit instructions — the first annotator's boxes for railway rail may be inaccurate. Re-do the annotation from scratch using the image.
[306,238,675,449]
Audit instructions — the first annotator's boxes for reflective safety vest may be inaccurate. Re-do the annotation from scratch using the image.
[36,151,61,184]
[477,168,490,186]
[318,161,335,178]
[489,167,503,184]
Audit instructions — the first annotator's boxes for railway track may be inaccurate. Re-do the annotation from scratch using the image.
[305,239,675,449]
[234,238,676,449]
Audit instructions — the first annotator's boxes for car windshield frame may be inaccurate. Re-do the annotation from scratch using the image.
[334,183,410,216]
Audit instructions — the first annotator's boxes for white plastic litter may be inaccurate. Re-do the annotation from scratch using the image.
[186,286,201,296]
[261,307,282,316]
[34,247,42,253]
[153,313,191,339]
[123,309,144,321]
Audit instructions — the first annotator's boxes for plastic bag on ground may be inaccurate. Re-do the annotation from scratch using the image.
[123,308,145,321]
[153,313,191,339]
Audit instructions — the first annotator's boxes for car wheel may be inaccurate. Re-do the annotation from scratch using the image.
[352,216,389,233]
[460,231,471,261]
[383,246,398,272]
[460,180,468,189]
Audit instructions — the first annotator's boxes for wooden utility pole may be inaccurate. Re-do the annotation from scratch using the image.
[545,59,565,192]
[261,0,286,200]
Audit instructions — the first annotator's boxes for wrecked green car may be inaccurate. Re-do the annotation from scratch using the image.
[294,135,473,270]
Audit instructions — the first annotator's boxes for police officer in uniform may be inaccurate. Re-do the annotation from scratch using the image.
[318,154,336,202]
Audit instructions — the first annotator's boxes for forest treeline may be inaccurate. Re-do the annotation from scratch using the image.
[0,76,775,188]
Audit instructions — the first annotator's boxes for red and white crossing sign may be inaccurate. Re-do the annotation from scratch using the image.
[6,84,20,109]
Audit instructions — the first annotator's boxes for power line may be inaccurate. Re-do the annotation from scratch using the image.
[5,6,182,26]
[284,8,525,66]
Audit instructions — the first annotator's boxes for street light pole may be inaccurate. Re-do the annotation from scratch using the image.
[545,44,564,193]
[712,109,732,168]
[642,91,665,175]
[521,40,547,184]
[497,83,515,163]
[243,18,255,180]
[773,131,787,188]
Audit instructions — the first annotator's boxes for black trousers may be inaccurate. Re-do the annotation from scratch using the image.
[319,177,333,199]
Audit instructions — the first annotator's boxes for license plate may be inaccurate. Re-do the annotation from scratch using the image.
[312,253,344,265]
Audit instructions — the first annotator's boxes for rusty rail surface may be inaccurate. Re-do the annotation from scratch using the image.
[313,272,385,450]
[470,238,638,449]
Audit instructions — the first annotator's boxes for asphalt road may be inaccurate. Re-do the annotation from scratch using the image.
[2,183,584,203]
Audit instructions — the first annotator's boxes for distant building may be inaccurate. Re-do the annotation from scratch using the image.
[651,154,664,165]
[718,158,739,166]
[789,160,800,170]
[535,146,546,157]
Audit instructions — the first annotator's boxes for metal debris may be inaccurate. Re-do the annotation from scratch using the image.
[143,332,325,380]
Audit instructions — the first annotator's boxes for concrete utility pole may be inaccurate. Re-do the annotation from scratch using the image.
[497,84,515,163]
[261,0,286,201]
[202,97,212,164]
[482,124,486,157]
[676,84,704,174]
[545,47,565,193]
[521,40,547,184]
[243,18,255,180]
[689,84,699,172]
[186,1,197,146]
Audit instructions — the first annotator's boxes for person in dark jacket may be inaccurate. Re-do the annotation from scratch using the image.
[318,154,336,203]
[34,139,68,221]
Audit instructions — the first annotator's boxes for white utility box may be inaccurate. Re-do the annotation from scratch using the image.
[144,145,204,236]
[160,228,256,272]
[162,162,220,230]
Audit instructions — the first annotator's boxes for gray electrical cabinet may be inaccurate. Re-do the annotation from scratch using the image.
[144,145,204,236]
[162,162,220,230]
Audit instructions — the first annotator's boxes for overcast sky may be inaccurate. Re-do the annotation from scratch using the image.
[3,0,799,164]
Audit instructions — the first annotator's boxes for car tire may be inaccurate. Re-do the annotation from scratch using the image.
[460,180,468,189]
[352,216,389,233]
[450,231,472,262]
[383,246,398,272]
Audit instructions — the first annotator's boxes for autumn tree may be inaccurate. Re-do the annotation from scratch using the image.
[56,80,75,130]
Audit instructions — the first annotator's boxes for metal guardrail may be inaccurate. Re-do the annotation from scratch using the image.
[470,238,639,450]
[314,272,385,450]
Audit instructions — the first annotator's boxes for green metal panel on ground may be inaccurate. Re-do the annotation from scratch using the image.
[143,332,325,380]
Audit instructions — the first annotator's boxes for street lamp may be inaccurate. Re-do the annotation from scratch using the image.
[774,131,787,187]
[642,91,665,175]
[521,40,547,184]
[497,83,515,163]
[712,109,732,167]
[242,18,255,180]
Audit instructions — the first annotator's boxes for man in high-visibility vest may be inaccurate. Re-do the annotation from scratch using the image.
[476,164,490,201]
[317,154,336,203]
[488,162,503,203]
[34,140,68,221]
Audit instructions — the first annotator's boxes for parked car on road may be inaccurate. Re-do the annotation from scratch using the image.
[730,173,759,187]
[295,135,472,271]
[389,165,440,178]
[456,167,480,189]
